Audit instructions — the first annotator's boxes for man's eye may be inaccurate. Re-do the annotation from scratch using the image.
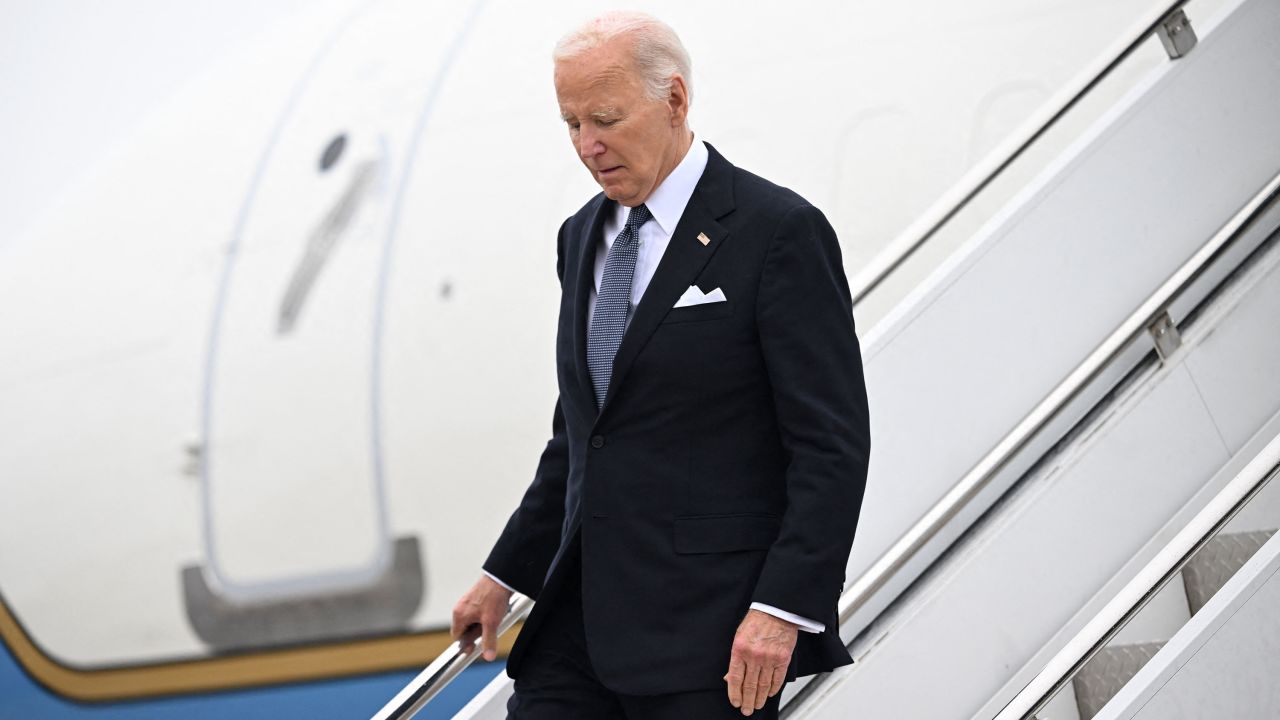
[598,118,618,127]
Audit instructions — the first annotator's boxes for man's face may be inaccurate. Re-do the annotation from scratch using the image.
[554,38,687,207]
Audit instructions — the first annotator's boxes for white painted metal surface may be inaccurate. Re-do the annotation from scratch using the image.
[792,212,1280,718]
[1096,531,1280,719]
[993,431,1280,719]
[841,0,1280,649]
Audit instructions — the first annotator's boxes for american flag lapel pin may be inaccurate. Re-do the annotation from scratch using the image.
[697,232,711,246]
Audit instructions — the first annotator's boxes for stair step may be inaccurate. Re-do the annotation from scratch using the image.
[1182,529,1277,614]
[1067,529,1278,718]
[1072,641,1165,719]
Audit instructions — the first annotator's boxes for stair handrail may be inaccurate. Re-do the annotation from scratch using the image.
[831,168,1280,638]
[849,0,1191,304]
[993,433,1280,719]
[371,593,532,720]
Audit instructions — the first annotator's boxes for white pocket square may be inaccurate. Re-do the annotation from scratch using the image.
[672,285,727,308]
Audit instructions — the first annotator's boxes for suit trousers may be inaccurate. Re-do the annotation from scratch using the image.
[505,536,783,720]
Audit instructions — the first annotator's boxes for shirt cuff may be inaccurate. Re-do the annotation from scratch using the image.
[750,602,824,634]
[482,569,517,594]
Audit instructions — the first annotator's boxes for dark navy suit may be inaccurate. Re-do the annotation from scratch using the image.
[484,143,870,703]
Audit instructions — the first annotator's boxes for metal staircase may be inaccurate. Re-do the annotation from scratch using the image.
[1002,428,1280,720]
[1068,527,1278,718]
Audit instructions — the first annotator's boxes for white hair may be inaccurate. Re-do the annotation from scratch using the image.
[553,11,693,103]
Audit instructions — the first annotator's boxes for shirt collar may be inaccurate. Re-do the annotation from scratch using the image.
[614,137,709,235]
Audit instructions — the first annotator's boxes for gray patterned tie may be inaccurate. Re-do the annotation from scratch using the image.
[587,203,652,409]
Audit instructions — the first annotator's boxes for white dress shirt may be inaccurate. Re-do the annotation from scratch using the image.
[486,138,823,635]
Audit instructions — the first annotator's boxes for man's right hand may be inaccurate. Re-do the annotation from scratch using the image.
[451,575,514,661]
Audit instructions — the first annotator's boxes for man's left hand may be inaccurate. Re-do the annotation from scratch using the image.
[723,609,798,716]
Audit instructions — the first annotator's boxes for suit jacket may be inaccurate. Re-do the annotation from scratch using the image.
[484,142,870,695]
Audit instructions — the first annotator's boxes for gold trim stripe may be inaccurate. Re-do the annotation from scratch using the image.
[0,595,520,702]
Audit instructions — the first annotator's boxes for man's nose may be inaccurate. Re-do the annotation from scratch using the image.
[577,128,604,160]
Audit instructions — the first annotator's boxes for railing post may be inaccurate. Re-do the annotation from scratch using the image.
[1157,8,1198,58]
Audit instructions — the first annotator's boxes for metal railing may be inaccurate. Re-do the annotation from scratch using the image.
[372,594,533,720]
[833,167,1280,625]
[374,3,1223,717]
[995,433,1280,719]
[848,0,1192,305]
[785,168,1280,711]
[829,165,1280,625]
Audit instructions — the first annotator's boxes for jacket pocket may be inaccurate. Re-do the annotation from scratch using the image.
[661,300,735,324]
[673,513,781,554]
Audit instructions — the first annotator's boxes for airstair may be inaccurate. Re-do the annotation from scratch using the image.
[792,210,1280,720]
[373,0,1280,716]
[995,431,1280,720]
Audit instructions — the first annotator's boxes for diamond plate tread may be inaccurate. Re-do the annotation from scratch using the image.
[1072,641,1165,719]
[1182,528,1277,614]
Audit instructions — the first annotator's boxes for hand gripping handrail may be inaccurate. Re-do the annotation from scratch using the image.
[849,0,1190,305]
[994,434,1280,720]
[374,4,1215,717]
[371,594,532,720]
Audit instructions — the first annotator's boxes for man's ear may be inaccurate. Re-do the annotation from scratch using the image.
[667,74,690,127]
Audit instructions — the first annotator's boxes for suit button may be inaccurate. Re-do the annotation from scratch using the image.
[590,435,605,449]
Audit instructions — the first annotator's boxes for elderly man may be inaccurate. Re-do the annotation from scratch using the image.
[451,11,870,719]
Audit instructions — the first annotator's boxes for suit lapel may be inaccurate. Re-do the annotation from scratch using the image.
[597,143,737,417]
